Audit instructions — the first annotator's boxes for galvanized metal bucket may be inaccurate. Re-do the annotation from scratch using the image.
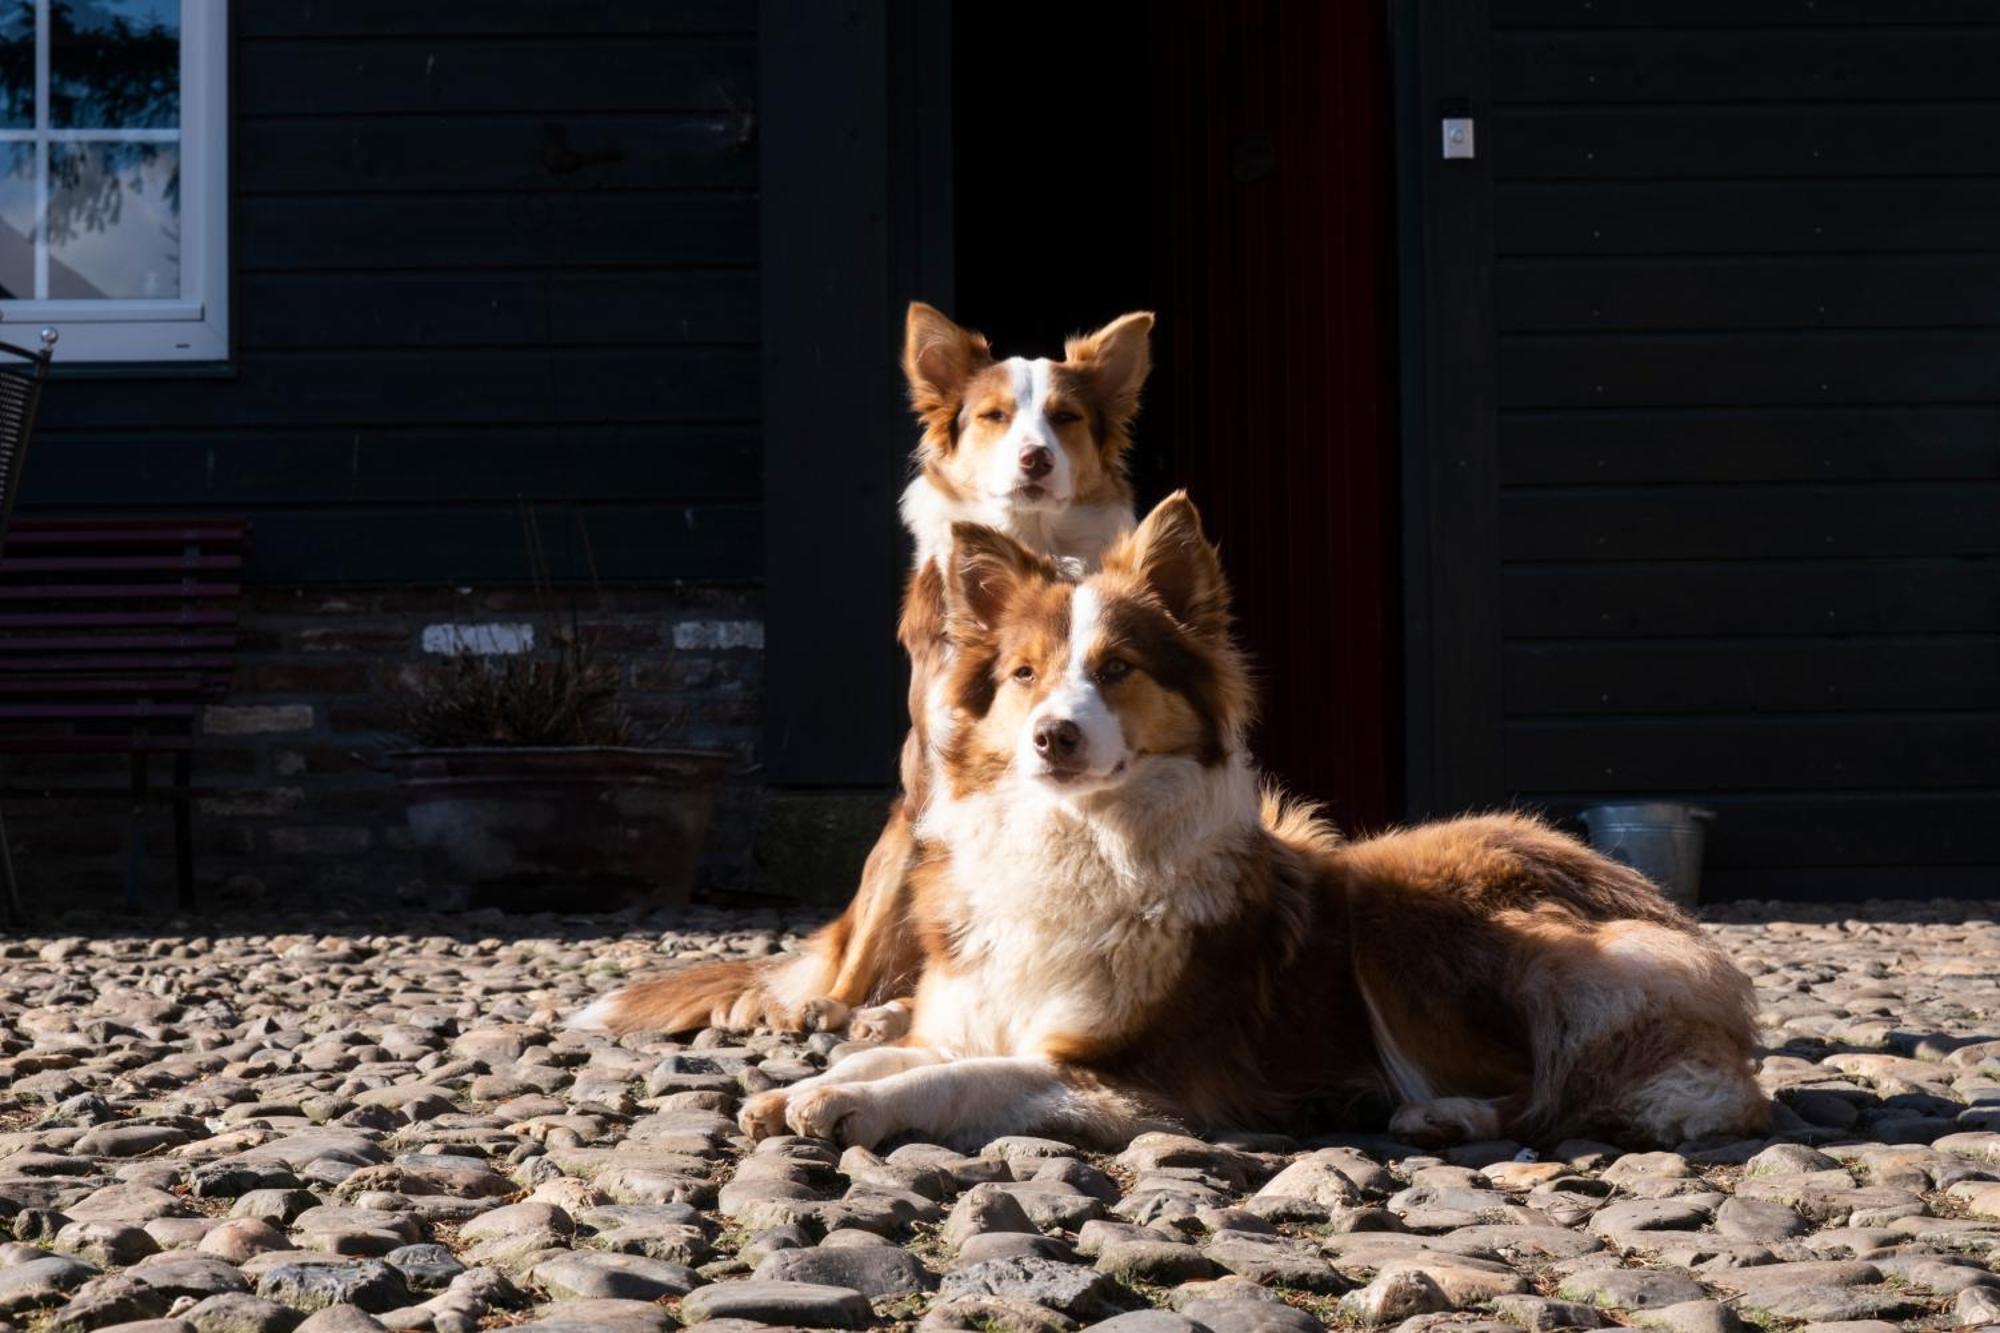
[1580,802,1714,911]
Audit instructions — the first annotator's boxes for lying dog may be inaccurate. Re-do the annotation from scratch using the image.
[733,494,1770,1150]
[572,303,1153,1039]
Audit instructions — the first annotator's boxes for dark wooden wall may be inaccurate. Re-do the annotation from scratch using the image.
[1411,0,2000,898]
[759,0,953,786]
[21,1,762,584]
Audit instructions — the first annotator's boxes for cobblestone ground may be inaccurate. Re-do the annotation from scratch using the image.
[2,901,1998,1333]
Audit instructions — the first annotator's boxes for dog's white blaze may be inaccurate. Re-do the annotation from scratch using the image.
[967,356,1072,503]
[1021,584,1128,780]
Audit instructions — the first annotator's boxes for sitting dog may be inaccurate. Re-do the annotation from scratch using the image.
[571,303,1153,1039]
[732,494,1770,1150]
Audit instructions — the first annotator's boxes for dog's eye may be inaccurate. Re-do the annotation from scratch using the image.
[1048,409,1082,426]
[980,409,1009,423]
[1095,658,1132,685]
[1010,664,1036,684]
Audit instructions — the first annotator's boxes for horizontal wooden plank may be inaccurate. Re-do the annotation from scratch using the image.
[1499,331,2000,407]
[10,518,250,534]
[237,271,758,350]
[0,702,199,720]
[242,38,753,115]
[1504,560,1998,637]
[241,193,757,270]
[0,611,234,629]
[0,555,243,574]
[1494,29,2000,104]
[1501,407,2000,484]
[226,504,762,583]
[1504,637,2000,715]
[31,349,758,430]
[0,508,759,583]
[240,115,754,194]
[0,677,212,697]
[1500,483,2000,560]
[0,654,234,672]
[1497,180,2000,255]
[1531,792,2000,867]
[0,735,195,754]
[237,1,755,38]
[1497,256,2000,332]
[0,584,240,603]
[0,635,235,653]
[1699,866,2000,902]
[1507,715,1998,791]
[1496,107,2000,181]
[4,524,250,546]
[1706,795,2000,869]
[1494,0,2000,28]
[21,426,760,506]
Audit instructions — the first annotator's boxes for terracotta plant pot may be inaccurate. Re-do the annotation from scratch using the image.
[387,746,730,912]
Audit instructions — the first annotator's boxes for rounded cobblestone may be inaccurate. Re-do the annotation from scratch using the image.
[0,901,1995,1329]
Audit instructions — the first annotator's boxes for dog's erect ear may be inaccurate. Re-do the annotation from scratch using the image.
[1107,491,1228,639]
[1064,311,1154,434]
[945,521,1052,637]
[904,303,992,444]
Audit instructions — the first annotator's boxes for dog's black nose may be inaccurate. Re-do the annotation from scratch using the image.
[1019,446,1054,480]
[1034,718,1082,760]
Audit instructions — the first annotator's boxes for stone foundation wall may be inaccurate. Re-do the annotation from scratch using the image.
[1,584,774,911]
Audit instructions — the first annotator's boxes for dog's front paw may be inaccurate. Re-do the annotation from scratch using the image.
[800,996,852,1033]
[784,1084,885,1148]
[1389,1096,1502,1148]
[738,1089,793,1140]
[847,1000,912,1044]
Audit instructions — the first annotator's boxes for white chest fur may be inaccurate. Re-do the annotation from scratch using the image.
[911,759,1259,1058]
[899,479,1133,574]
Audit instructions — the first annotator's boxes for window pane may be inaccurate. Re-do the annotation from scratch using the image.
[53,0,179,130]
[0,143,31,297]
[0,5,30,128]
[49,141,179,299]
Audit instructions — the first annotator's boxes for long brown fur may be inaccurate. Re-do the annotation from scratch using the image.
[723,497,1767,1152]
[574,306,1152,1038]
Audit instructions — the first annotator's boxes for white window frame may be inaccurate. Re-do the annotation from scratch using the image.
[0,0,227,363]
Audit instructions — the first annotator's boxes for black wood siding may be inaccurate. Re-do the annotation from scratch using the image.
[1485,1,2000,898]
[20,2,762,584]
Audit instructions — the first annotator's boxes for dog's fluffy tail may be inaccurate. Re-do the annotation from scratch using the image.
[568,948,836,1037]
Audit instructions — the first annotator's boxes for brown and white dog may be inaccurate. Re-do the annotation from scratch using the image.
[570,303,1153,1039]
[728,495,1769,1151]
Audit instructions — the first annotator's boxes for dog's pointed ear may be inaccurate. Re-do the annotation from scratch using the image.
[1107,491,1228,638]
[1064,311,1154,434]
[904,303,991,445]
[945,521,1050,637]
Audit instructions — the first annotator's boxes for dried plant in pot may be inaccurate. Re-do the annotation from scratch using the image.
[383,521,731,912]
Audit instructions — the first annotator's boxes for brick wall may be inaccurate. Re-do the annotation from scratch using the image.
[2,584,766,911]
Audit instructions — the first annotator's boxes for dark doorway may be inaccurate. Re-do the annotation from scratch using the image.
[953,0,1401,831]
